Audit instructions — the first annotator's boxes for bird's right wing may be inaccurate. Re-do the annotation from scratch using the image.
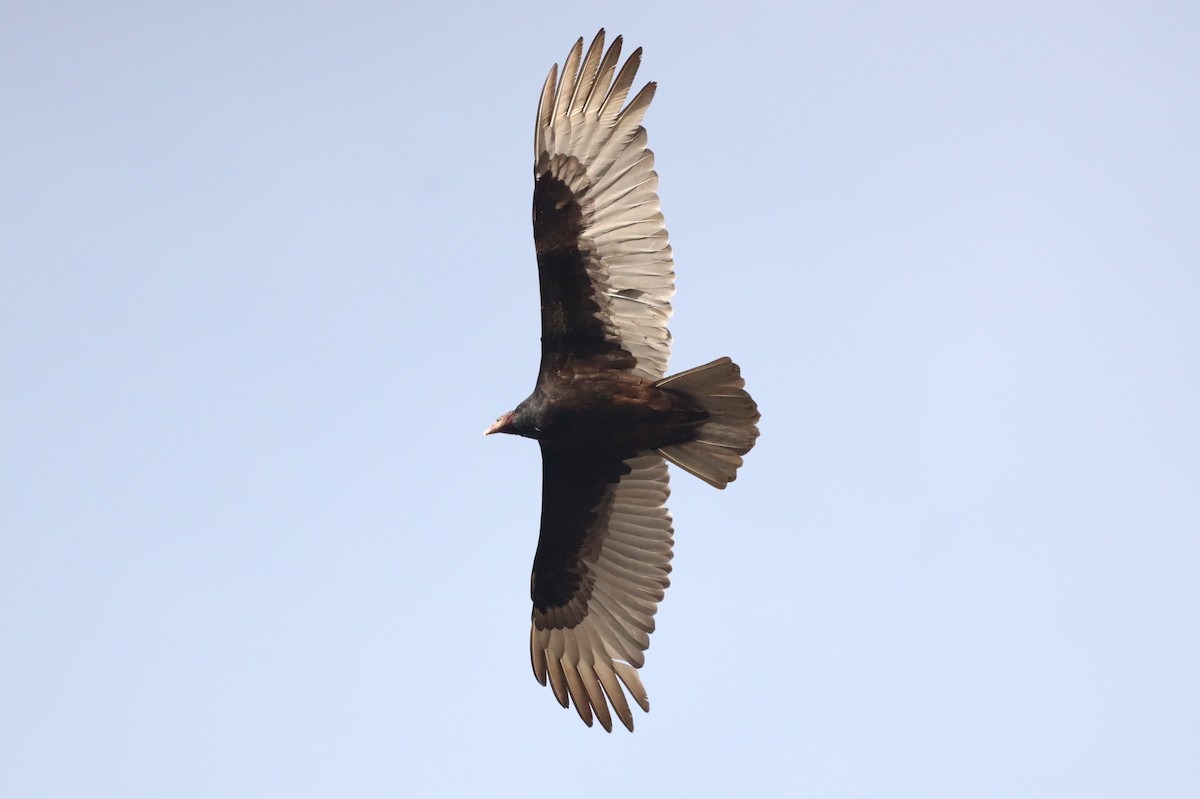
[532,30,675,381]
[530,448,673,731]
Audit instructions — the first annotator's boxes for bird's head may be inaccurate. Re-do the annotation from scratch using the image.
[485,401,543,438]
[484,410,518,436]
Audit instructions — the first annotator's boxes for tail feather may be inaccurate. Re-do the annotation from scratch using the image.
[656,357,760,489]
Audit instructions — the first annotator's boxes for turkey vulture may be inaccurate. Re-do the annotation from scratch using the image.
[486,30,760,731]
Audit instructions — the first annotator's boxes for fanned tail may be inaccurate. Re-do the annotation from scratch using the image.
[655,357,760,489]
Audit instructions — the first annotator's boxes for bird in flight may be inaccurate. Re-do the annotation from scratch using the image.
[486,30,760,731]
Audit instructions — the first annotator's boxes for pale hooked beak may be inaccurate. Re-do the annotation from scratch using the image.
[484,411,515,436]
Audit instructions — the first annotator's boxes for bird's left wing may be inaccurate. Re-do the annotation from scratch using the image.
[530,448,673,731]
[532,30,675,381]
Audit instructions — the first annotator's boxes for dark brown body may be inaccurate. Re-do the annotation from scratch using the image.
[508,363,708,457]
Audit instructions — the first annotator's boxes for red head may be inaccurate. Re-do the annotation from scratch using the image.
[484,410,517,436]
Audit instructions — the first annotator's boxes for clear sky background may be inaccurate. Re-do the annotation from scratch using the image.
[3,2,1198,796]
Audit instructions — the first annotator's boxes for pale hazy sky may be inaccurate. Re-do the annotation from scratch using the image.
[3,2,1198,797]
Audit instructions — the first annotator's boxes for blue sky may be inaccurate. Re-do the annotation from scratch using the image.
[3,2,1198,796]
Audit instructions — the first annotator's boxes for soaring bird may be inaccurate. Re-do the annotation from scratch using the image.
[486,30,760,731]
